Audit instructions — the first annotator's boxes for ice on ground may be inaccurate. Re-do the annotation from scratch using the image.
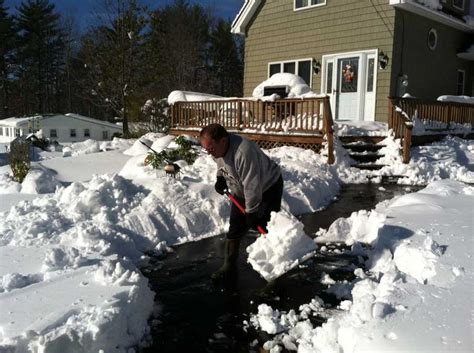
[247,210,317,281]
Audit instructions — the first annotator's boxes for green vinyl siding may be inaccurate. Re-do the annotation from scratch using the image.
[243,0,395,122]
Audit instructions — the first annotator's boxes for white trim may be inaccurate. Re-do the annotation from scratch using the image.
[231,0,261,35]
[321,49,378,121]
[293,0,326,12]
[267,57,314,87]
[390,0,474,32]
[427,28,438,50]
[457,69,466,95]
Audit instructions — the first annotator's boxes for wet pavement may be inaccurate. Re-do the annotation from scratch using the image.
[141,183,423,353]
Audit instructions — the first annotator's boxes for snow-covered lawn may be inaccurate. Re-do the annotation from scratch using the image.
[0,133,472,352]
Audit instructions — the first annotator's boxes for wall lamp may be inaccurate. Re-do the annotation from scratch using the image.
[312,59,321,75]
[378,51,389,70]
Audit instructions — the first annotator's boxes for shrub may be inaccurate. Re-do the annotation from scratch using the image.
[141,98,170,133]
[8,140,31,183]
[144,136,198,169]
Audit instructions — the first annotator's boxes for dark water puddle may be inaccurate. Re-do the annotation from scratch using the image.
[141,183,423,353]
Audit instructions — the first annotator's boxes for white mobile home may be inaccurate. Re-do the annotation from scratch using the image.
[0,114,122,143]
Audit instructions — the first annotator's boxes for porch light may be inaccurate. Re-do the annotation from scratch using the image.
[312,59,321,74]
[378,51,389,70]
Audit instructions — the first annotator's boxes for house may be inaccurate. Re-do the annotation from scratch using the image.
[231,0,474,122]
[0,113,122,143]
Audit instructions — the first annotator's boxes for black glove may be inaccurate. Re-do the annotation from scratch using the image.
[214,176,228,195]
[246,212,260,229]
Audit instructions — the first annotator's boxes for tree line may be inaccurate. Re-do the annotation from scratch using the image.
[0,0,244,135]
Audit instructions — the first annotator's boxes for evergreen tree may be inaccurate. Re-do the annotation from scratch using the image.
[149,0,211,97]
[0,0,17,118]
[16,0,65,114]
[209,19,243,97]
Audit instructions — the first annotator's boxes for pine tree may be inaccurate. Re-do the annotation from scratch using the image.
[16,0,65,114]
[0,0,17,118]
[209,19,243,97]
[149,0,211,97]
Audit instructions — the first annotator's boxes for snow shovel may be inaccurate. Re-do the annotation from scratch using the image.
[224,191,267,235]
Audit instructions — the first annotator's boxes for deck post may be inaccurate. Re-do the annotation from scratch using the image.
[402,123,413,164]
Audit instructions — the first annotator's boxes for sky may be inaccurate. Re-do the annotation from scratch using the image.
[4,0,244,31]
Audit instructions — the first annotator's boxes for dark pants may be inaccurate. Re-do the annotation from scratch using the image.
[227,175,283,240]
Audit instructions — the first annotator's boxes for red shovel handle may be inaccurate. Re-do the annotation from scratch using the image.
[225,192,266,235]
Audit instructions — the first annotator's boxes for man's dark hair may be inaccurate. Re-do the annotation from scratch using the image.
[200,124,229,141]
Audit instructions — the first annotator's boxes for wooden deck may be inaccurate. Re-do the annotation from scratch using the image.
[170,96,335,163]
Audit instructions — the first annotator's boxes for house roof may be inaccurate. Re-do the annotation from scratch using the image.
[231,0,474,35]
[0,114,122,130]
[231,0,261,35]
[64,113,122,130]
[390,0,474,32]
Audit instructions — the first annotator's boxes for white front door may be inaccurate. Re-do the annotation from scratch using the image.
[322,50,377,121]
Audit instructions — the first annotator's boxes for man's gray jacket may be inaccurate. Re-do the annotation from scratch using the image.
[215,134,281,213]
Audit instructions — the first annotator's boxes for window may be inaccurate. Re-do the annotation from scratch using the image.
[268,58,313,85]
[325,62,333,94]
[427,28,438,51]
[0,127,3,136]
[453,0,465,10]
[6,128,9,137]
[295,0,326,10]
[367,58,375,92]
[456,70,465,95]
[70,129,76,137]
[15,129,20,137]
[102,131,109,140]
[84,129,90,137]
[50,129,57,138]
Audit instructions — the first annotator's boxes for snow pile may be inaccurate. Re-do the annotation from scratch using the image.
[0,172,21,193]
[380,136,474,184]
[167,90,224,105]
[123,133,165,156]
[248,179,473,352]
[62,139,101,157]
[316,210,386,245]
[252,73,323,99]
[247,210,317,281]
[20,165,62,194]
[335,121,388,137]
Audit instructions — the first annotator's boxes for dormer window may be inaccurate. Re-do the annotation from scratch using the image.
[295,0,326,11]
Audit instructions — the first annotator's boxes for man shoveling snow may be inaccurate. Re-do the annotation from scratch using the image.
[200,124,316,281]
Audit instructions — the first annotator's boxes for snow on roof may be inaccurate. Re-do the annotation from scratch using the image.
[64,113,122,130]
[0,115,42,127]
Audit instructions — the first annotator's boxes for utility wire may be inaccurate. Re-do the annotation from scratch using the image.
[369,0,394,38]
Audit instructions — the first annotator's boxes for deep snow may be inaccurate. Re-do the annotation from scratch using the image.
[0,132,473,352]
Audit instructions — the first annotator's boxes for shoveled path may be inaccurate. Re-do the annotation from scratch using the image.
[141,184,422,353]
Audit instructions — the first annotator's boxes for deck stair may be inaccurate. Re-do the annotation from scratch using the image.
[340,136,387,171]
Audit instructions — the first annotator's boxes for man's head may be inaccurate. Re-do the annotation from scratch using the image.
[200,124,229,158]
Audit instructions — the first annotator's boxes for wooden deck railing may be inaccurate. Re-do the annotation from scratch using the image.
[170,97,335,164]
[388,97,474,163]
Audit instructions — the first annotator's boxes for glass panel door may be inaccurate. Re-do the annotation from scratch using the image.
[336,57,359,120]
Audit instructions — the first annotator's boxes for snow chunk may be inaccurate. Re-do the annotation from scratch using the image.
[247,211,317,281]
[252,73,322,99]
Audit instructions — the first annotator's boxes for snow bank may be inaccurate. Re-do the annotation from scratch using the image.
[247,210,317,281]
[249,180,473,352]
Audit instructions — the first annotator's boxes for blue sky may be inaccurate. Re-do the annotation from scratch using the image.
[4,0,244,31]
